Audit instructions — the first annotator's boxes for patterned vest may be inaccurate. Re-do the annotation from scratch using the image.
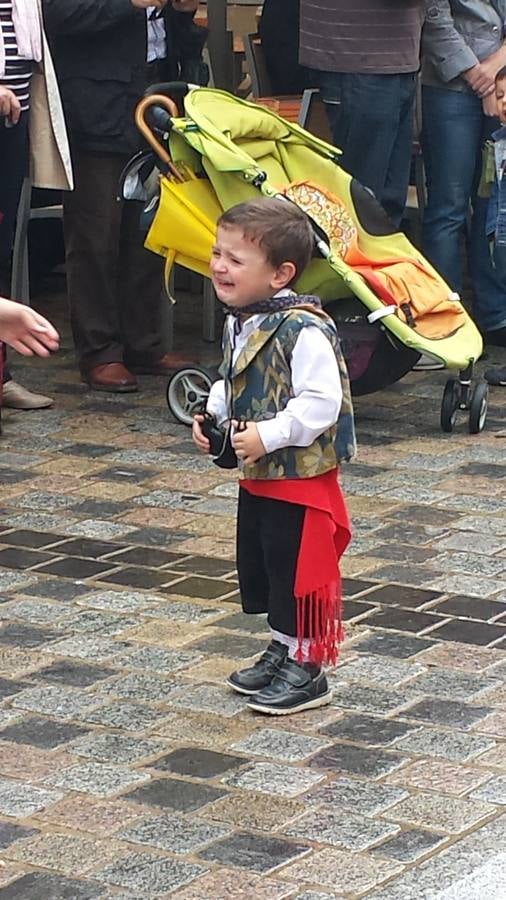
[221,307,356,480]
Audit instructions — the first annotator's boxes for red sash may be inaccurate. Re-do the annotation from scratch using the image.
[242,468,351,665]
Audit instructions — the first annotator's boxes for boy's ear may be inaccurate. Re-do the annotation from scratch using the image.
[271,261,297,289]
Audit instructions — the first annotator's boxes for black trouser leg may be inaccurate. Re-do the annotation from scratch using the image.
[63,149,164,371]
[237,488,306,637]
[0,112,29,384]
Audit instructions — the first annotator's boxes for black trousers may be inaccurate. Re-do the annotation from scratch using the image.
[63,148,166,371]
[0,111,29,384]
[237,487,306,637]
[259,0,310,95]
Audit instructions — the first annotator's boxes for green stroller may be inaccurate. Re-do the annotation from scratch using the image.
[132,84,487,434]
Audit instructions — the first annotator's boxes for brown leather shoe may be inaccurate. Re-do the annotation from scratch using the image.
[84,362,138,393]
[129,352,194,375]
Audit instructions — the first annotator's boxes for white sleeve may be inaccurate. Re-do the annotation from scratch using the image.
[256,326,343,454]
[205,379,228,426]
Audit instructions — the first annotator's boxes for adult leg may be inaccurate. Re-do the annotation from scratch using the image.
[0,113,29,384]
[382,73,417,226]
[316,71,410,224]
[483,245,506,381]
[119,197,167,368]
[63,150,126,372]
[422,86,483,295]
[0,114,28,283]
[259,0,309,95]
[0,113,52,407]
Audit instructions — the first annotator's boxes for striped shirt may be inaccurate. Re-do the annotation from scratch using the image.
[300,0,424,75]
[0,0,33,112]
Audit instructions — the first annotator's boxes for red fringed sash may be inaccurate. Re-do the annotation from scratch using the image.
[241,468,351,666]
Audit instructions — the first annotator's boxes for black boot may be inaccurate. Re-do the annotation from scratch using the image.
[227,640,288,695]
[485,365,506,386]
[247,657,332,715]
[483,326,506,348]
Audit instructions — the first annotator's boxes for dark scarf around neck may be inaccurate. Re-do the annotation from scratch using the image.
[226,293,322,318]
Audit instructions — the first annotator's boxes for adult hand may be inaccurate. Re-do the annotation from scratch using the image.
[131,0,167,10]
[232,421,266,465]
[463,63,495,98]
[0,86,21,125]
[464,47,506,98]
[482,93,499,118]
[171,0,199,12]
[0,299,59,356]
[192,413,210,453]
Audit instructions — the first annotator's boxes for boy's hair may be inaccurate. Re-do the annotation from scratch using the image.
[496,66,506,83]
[217,198,314,281]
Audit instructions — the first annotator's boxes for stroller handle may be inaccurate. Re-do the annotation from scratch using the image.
[135,94,184,182]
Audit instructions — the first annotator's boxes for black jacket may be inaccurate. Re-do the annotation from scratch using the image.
[43,0,205,154]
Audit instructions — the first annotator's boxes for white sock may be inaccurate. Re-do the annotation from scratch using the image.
[271,629,311,663]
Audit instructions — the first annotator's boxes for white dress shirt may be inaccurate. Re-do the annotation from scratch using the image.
[146,7,166,62]
[206,313,343,455]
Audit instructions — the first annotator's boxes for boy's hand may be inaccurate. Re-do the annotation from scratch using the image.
[192,414,210,453]
[232,421,266,465]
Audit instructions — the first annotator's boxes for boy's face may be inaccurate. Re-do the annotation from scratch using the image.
[496,78,506,124]
[210,225,295,309]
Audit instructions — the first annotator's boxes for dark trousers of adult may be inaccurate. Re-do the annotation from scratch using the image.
[63,148,166,374]
[314,71,417,227]
[259,0,310,95]
[0,111,29,384]
[237,487,306,637]
[422,85,506,335]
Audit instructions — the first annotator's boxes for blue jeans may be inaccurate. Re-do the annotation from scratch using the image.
[314,71,416,226]
[422,85,506,333]
[492,243,506,284]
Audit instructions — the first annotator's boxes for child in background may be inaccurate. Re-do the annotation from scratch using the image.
[192,198,353,715]
[484,67,506,387]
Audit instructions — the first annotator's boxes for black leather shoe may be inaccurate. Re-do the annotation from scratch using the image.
[247,657,332,715]
[483,326,506,348]
[485,365,506,386]
[227,640,288,695]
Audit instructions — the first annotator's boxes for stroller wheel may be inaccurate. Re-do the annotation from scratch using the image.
[440,378,459,433]
[468,381,488,434]
[166,366,214,426]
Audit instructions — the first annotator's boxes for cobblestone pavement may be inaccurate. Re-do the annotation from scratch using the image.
[0,308,505,898]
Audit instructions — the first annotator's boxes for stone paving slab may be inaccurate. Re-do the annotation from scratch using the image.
[0,310,505,897]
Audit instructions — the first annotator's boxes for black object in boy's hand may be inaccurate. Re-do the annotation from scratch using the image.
[201,412,226,456]
[201,413,245,469]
